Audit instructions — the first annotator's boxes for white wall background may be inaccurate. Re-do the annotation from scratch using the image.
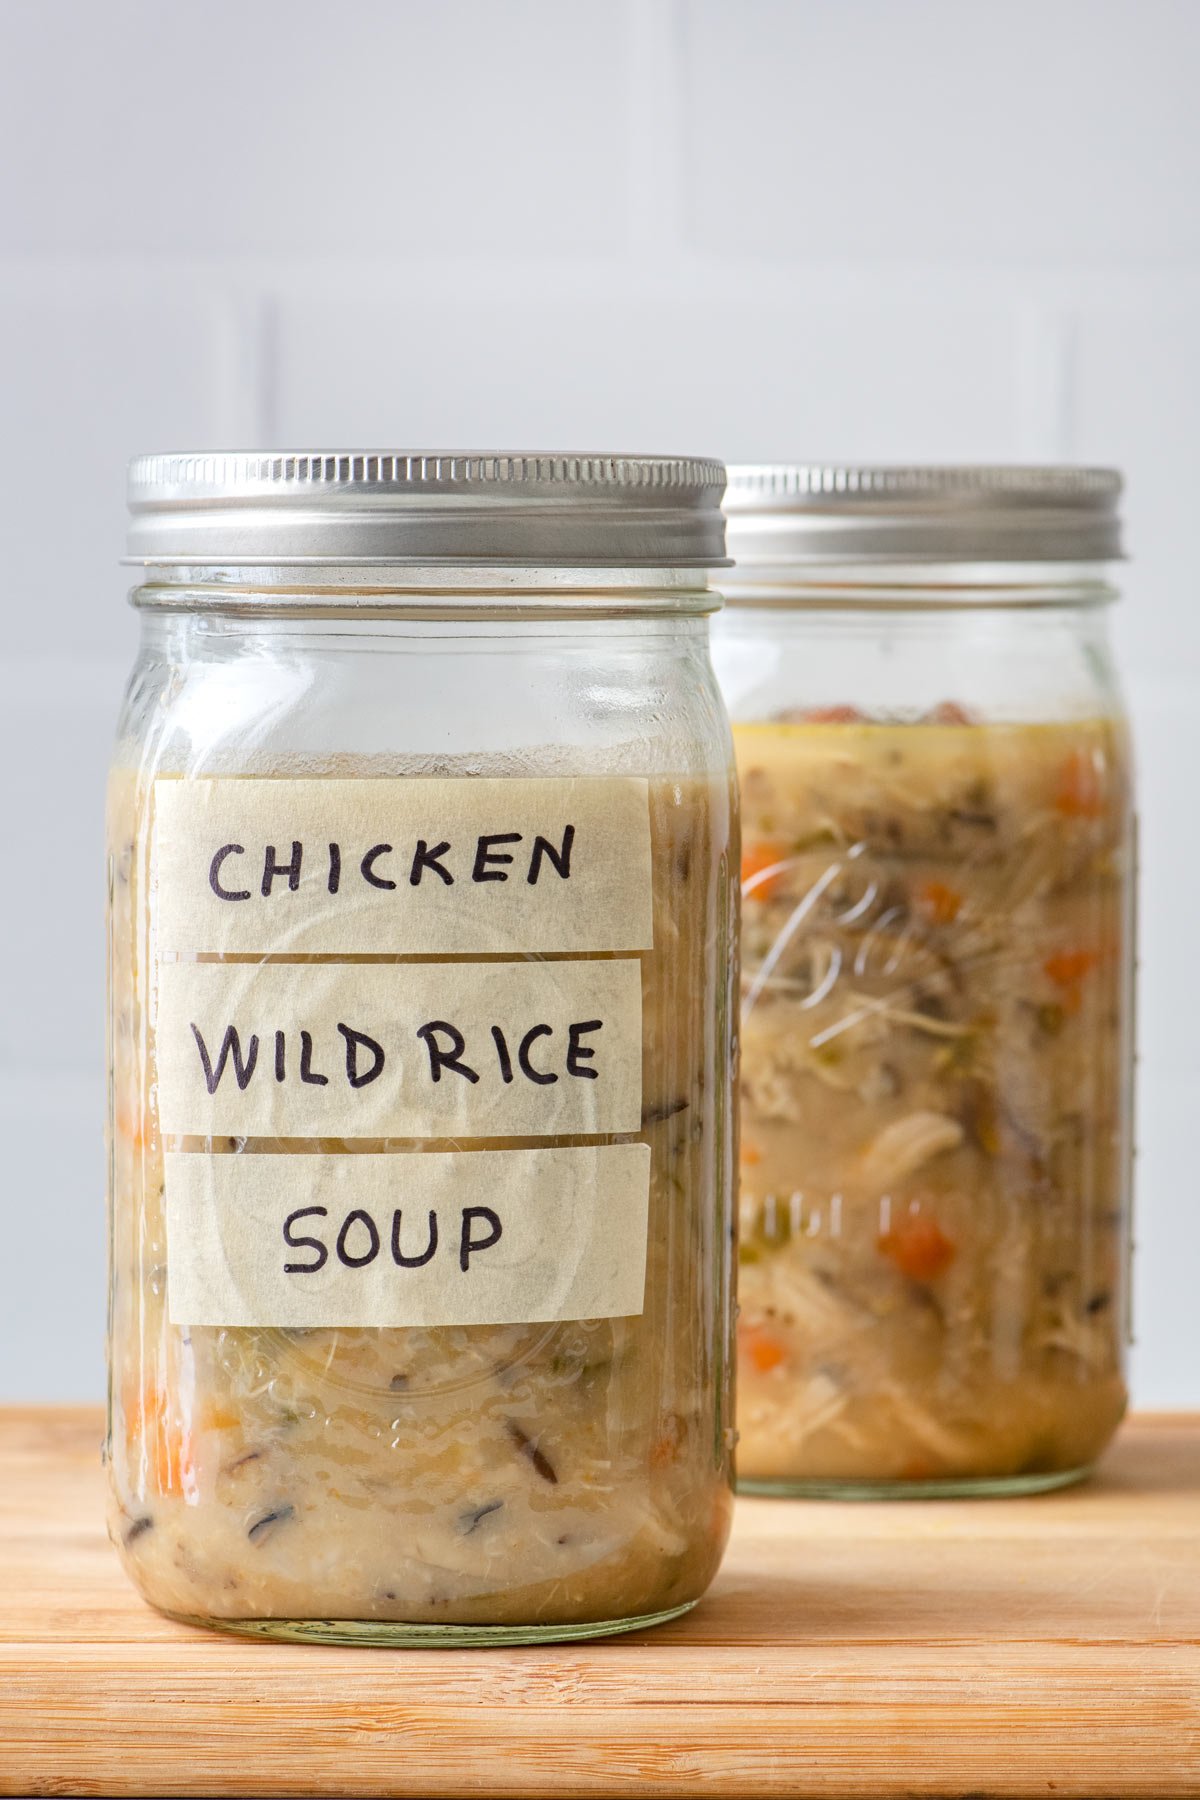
[0,0,1196,1403]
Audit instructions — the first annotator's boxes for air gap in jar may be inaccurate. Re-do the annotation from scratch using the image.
[107,451,738,1643]
[714,466,1135,1499]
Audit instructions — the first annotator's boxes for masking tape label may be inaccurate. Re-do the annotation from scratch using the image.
[156,957,643,1140]
[165,1144,652,1328]
[153,776,653,955]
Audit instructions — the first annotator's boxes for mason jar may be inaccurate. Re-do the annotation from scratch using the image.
[106,451,738,1642]
[714,467,1135,1497]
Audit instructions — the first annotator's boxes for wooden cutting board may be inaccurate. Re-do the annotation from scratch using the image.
[0,1407,1196,1797]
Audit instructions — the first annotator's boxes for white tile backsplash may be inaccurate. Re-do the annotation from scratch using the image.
[0,1073,106,1402]
[0,0,629,258]
[1129,1075,1199,1409]
[681,0,1200,264]
[272,288,1020,459]
[0,287,228,658]
[0,0,1196,1400]
[0,659,129,1079]
[1069,294,1200,677]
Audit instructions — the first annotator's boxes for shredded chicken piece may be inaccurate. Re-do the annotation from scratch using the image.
[755,1256,873,1343]
[857,1111,964,1187]
[878,1383,981,1464]
[779,1371,848,1441]
[1041,1306,1113,1376]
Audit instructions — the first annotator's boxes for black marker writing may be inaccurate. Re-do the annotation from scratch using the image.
[527,824,575,884]
[337,1022,385,1089]
[262,841,302,897]
[517,1023,557,1085]
[566,1019,602,1079]
[410,840,454,886]
[336,1208,381,1269]
[209,843,250,901]
[191,1022,259,1094]
[203,821,580,899]
[460,1206,502,1271]
[416,1020,480,1084]
[281,1205,502,1276]
[392,1209,438,1268]
[491,1025,515,1084]
[283,1206,329,1273]
[299,1030,329,1086]
[360,844,396,890]
[472,832,521,882]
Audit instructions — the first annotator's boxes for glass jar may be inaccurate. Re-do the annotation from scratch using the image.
[106,451,738,1642]
[713,467,1135,1498]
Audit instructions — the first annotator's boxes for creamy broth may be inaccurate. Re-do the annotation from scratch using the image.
[107,762,735,1627]
[734,714,1132,1488]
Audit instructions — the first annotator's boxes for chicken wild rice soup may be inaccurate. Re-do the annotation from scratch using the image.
[735,712,1132,1489]
[107,451,737,1641]
[718,463,1136,1496]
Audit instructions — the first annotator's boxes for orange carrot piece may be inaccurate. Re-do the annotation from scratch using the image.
[926,700,974,726]
[741,842,790,902]
[649,1419,683,1469]
[1055,747,1106,818]
[114,1107,145,1149]
[916,879,964,925]
[738,1321,788,1374]
[1043,948,1099,988]
[126,1382,192,1497]
[878,1214,956,1283]
[802,703,863,724]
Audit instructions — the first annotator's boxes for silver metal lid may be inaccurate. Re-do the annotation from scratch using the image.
[126,451,728,570]
[723,465,1124,570]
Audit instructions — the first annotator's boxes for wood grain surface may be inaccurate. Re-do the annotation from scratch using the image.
[0,1407,1196,1797]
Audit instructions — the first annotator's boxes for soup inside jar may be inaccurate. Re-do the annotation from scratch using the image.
[106,761,735,1636]
[734,709,1133,1492]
